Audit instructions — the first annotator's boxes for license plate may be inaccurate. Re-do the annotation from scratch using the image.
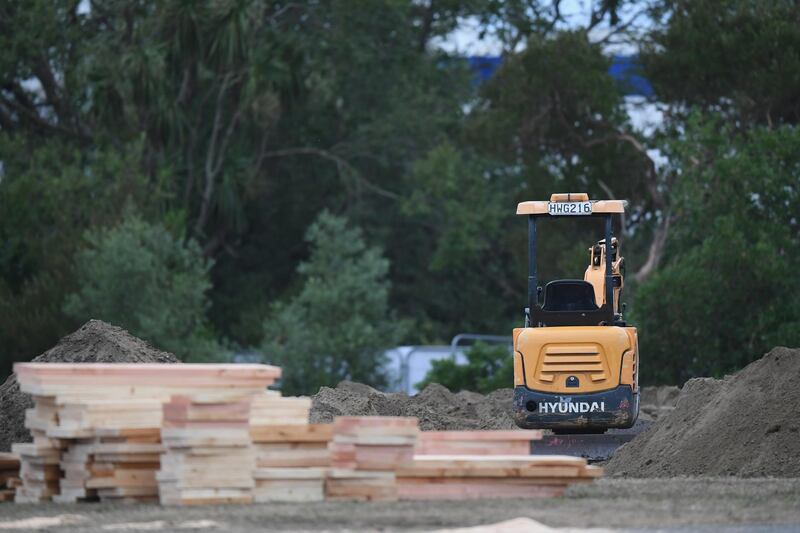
[548,201,592,216]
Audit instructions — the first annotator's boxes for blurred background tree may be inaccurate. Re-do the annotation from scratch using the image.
[417,342,513,394]
[1,0,798,388]
[63,210,221,361]
[261,211,405,395]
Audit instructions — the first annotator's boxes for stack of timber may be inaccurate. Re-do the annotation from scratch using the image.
[82,429,163,503]
[11,443,62,503]
[159,395,256,505]
[397,454,602,500]
[12,362,280,505]
[326,416,419,502]
[0,453,21,502]
[53,427,164,504]
[14,393,67,502]
[416,430,543,456]
[250,391,311,426]
[250,395,330,502]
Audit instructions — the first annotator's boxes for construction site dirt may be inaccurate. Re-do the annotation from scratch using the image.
[1,478,799,531]
[1,322,799,531]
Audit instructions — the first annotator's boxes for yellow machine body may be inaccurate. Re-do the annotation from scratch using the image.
[513,326,638,395]
[512,193,639,432]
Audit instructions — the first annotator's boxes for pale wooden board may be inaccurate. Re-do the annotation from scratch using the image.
[416,441,530,456]
[408,454,588,468]
[14,362,281,383]
[250,424,333,443]
[86,469,158,489]
[253,468,327,480]
[397,478,567,500]
[396,465,584,478]
[253,483,324,503]
[418,430,543,442]
[331,434,417,445]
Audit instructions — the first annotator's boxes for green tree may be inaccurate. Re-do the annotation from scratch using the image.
[261,211,404,395]
[64,212,221,361]
[417,342,513,394]
[0,136,155,376]
[634,117,800,383]
[642,0,800,127]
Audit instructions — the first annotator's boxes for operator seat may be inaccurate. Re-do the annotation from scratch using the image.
[542,280,599,312]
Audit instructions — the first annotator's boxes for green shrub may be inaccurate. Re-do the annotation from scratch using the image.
[416,342,513,394]
[64,211,222,361]
[261,211,405,395]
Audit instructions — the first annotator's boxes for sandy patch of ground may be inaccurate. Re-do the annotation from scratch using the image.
[0,478,798,532]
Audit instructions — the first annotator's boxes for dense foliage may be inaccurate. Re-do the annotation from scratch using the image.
[261,212,404,395]
[417,342,513,394]
[1,0,798,388]
[64,211,220,361]
[634,119,800,382]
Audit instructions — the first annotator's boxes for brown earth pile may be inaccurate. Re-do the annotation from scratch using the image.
[0,320,178,452]
[638,385,680,422]
[606,347,800,477]
[311,381,516,431]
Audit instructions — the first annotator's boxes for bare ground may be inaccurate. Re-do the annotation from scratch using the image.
[1,478,799,532]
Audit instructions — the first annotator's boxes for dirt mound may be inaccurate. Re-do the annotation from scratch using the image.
[0,320,178,451]
[606,347,800,477]
[638,385,681,422]
[311,382,516,431]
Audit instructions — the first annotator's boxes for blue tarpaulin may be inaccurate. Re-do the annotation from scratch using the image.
[466,54,654,97]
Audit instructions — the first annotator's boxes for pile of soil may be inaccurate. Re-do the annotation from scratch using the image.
[311,381,516,431]
[638,385,681,422]
[606,347,800,477]
[0,320,178,452]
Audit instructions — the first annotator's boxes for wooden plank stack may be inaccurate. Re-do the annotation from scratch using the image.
[416,430,542,456]
[9,362,603,505]
[397,455,602,500]
[250,391,311,426]
[85,429,164,503]
[250,392,330,503]
[158,395,256,505]
[326,416,419,502]
[13,362,281,506]
[11,443,61,503]
[0,453,20,502]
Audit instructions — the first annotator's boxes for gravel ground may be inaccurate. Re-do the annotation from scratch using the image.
[1,478,799,532]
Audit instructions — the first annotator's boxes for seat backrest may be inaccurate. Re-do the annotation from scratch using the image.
[542,280,599,312]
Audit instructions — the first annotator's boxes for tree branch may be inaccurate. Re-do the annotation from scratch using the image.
[634,213,671,283]
[417,0,436,52]
[195,72,239,235]
[262,147,400,200]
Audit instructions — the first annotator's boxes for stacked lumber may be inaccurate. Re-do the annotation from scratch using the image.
[326,417,419,502]
[50,428,164,504]
[396,454,602,500]
[11,443,61,503]
[87,429,163,503]
[251,424,332,468]
[416,430,543,456]
[253,467,327,502]
[55,439,96,502]
[0,453,20,502]
[158,395,256,505]
[250,391,311,426]
[250,392,329,502]
[13,362,280,505]
[15,395,66,502]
